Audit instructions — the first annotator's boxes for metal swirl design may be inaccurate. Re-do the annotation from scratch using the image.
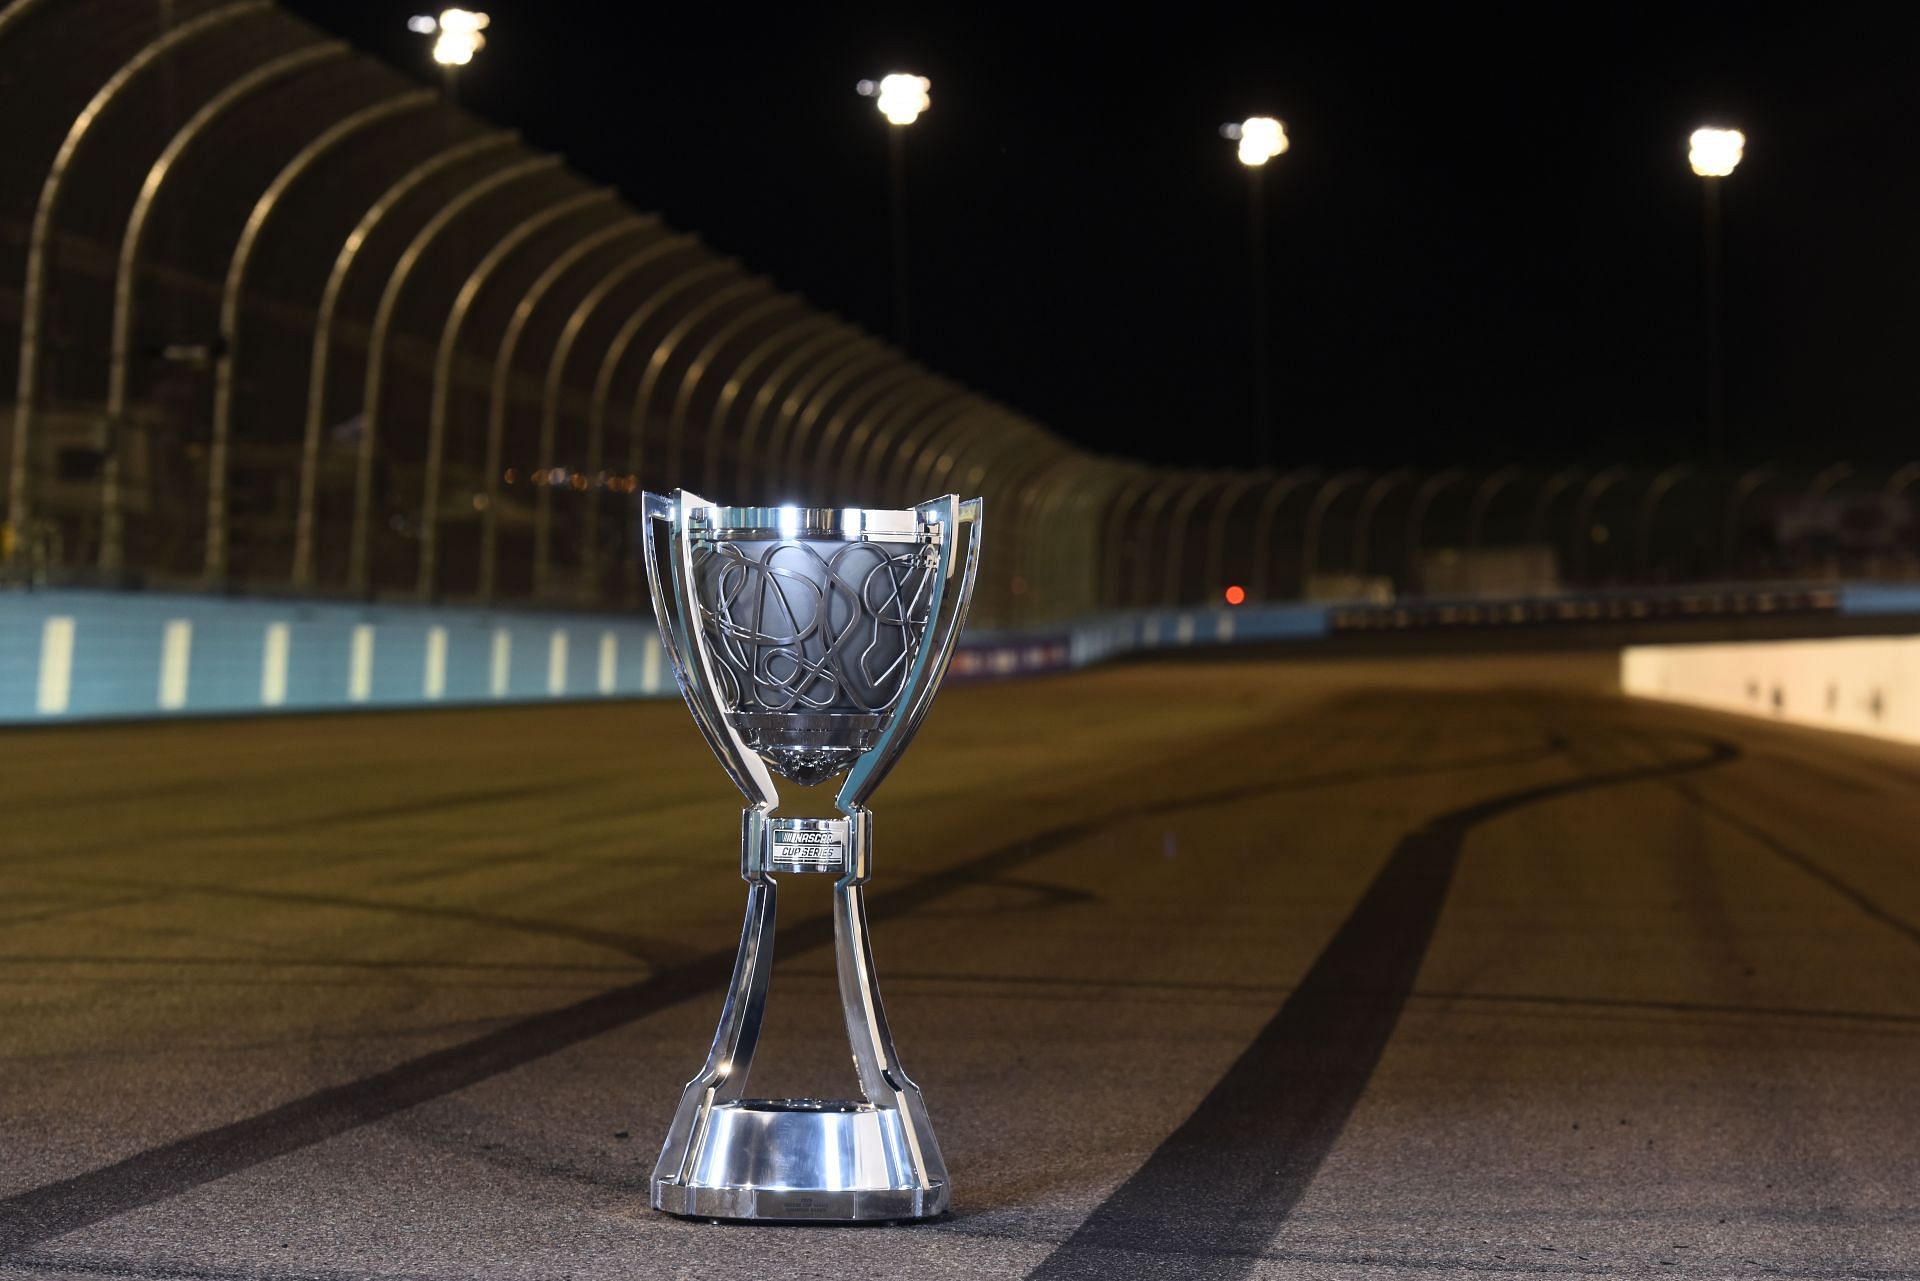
[694,538,936,715]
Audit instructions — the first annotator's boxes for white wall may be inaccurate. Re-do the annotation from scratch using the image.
[1622,634,1920,745]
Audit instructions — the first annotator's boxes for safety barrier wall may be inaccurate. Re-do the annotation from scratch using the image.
[0,588,1327,723]
[10,581,1914,726]
[1616,582,1920,744]
[1622,635,1920,745]
[0,589,668,721]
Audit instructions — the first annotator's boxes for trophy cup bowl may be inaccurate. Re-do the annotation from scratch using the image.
[640,490,982,1223]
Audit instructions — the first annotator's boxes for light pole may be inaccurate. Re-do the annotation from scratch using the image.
[1689,125,1743,456]
[858,73,929,350]
[1222,116,1287,469]
[409,8,489,104]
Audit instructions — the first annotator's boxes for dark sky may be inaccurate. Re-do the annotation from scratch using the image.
[281,1,1920,472]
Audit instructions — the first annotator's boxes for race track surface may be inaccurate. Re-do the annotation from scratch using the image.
[2,651,1916,1279]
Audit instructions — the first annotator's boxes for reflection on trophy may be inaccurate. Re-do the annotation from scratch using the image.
[640,490,983,1222]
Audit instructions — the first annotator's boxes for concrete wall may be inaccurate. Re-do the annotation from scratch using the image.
[0,589,1330,723]
[1622,634,1920,745]
[0,592,669,722]
[9,580,1918,728]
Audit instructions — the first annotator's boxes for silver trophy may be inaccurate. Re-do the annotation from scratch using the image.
[640,490,983,1222]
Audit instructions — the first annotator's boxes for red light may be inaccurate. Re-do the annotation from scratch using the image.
[1224,585,1246,606]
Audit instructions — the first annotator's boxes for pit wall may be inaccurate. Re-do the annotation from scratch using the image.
[2,582,1915,726]
[1622,635,1920,746]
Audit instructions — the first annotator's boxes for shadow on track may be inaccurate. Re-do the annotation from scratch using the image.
[1023,729,1740,1281]
[0,719,1566,1256]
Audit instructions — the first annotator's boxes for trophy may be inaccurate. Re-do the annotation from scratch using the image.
[639,490,983,1222]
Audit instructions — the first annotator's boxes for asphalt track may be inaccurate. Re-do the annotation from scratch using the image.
[1,649,1916,1279]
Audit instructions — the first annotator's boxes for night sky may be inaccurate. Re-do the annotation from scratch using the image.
[280,1,1920,472]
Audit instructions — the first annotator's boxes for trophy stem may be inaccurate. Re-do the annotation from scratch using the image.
[649,806,950,1223]
[651,851,776,1191]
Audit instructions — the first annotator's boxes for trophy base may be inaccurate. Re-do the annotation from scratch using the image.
[651,1098,949,1223]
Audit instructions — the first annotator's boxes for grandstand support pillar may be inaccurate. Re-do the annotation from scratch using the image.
[733,330,864,497]
[474,222,655,602]
[809,367,918,500]
[1720,466,1777,572]
[350,154,563,594]
[8,1,266,565]
[903,407,990,499]
[1569,465,1630,585]
[1160,473,1235,605]
[608,276,764,589]
[1633,464,1694,580]
[1349,468,1414,579]
[777,352,897,486]
[883,401,975,499]
[626,276,765,502]
[1200,474,1265,600]
[701,318,835,497]
[1127,475,1190,607]
[102,41,348,574]
[1465,465,1526,550]
[1098,472,1156,610]
[1405,467,1468,590]
[559,261,730,598]
[666,297,803,498]
[844,383,959,503]
[1247,469,1319,601]
[296,132,519,588]
[1300,470,1367,594]
[938,416,1028,500]
[416,190,617,599]
[208,88,436,585]
[514,236,694,599]
[827,379,943,505]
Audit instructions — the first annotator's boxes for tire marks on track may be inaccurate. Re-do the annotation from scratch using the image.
[0,724,1564,1256]
[1024,729,1739,1281]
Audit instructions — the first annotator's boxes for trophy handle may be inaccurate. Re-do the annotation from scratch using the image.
[641,489,779,810]
[835,494,982,813]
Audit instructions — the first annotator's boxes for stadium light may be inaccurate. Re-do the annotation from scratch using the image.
[856,74,931,347]
[1689,125,1744,452]
[410,9,490,68]
[858,73,931,126]
[1220,116,1289,465]
[1688,127,1744,178]
[1222,116,1288,167]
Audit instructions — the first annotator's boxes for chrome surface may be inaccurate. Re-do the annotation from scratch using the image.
[690,509,937,784]
[639,489,980,1222]
[691,505,926,543]
[653,1100,948,1222]
[763,816,851,875]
